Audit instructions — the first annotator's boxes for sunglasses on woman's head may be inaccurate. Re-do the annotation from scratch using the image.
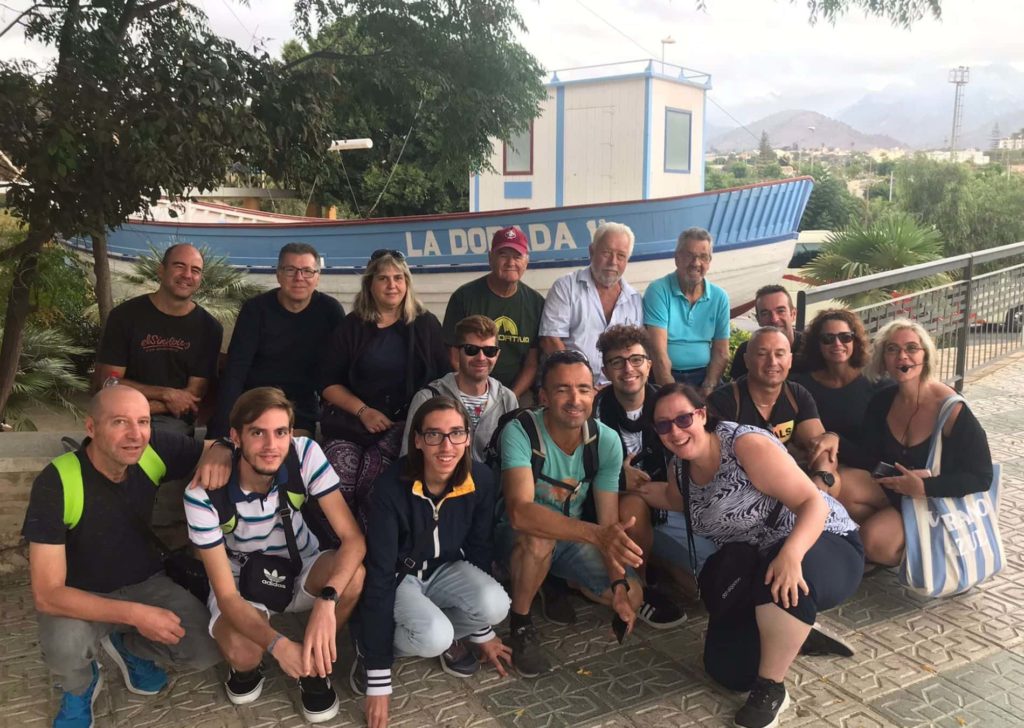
[370,248,405,262]
[653,410,701,435]
[820,332,855,345]
[459,344,500,358]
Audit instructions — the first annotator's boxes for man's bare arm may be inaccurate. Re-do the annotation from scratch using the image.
[703,339,730,392]
[30,543,184,644]
[511,348,540,399]
[646,326,674,385]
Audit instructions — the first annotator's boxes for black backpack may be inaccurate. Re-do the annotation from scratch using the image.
[483,408,602,518]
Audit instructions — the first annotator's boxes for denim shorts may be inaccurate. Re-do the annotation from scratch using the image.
[495,522,636,595]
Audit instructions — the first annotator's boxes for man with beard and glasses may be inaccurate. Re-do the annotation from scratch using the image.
[539,222,643,387]
[185,387,366,722]
[402,315,518,462]
[95,243,223,434]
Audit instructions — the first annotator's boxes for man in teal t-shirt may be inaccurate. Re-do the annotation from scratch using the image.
[498,350,643,679]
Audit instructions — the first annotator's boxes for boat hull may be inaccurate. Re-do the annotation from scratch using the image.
[72,177,813,317]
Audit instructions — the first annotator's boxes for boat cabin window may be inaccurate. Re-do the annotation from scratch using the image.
[664,108,692,174]
[504,122,533,175]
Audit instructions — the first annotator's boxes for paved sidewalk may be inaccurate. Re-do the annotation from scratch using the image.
[2,356,1024,728]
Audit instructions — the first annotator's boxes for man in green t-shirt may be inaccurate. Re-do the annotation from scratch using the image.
[442,226,545,399]
[498,350,643,678]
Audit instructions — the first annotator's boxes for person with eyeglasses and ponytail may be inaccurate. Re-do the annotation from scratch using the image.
[353,396,512,728]
[791,309,885,469]
[401,316,518,463]
[319,250,450,531]
[648,383,862,728]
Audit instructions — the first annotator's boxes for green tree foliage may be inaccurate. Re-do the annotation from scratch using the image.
[802,211,946,306]
[800,165,858,231]
[0,324,89,431]
[0,1,290,419]
[268,0,546,217]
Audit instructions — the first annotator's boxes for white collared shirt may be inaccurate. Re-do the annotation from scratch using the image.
[539,267,643,386]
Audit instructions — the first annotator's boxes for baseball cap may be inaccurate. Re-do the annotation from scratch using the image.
[491,226,529,255]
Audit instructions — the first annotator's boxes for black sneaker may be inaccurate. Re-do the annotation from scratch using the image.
[349,651,367,696]
[637,587,687,629]
[225,663,264,705]
[298,676,339,724]
[735,676,790,728]
[800,622,854,657]
[539,577,577,626]
[440,639,480,678]
[508,624,550,678]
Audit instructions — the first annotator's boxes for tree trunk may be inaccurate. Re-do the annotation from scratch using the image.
[91,232,114,326]
[0,231,46,424]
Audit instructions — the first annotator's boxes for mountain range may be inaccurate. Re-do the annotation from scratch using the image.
[707,63,1024,151]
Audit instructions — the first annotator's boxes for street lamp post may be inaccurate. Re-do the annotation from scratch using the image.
[660,36,675,72]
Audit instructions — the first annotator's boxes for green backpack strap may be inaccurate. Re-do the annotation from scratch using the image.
[53,452,85,529]
[55,445,166,530]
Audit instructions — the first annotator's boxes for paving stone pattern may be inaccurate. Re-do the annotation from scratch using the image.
[3,356,1024,727]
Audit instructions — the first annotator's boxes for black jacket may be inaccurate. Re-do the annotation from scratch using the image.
[360,458,497,684]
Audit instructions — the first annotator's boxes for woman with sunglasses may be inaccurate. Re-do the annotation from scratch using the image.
[319,250,450,531]
[835,320,993,567]
[357,396,511,728]
[791,309,882,472]
[647,383,862,728]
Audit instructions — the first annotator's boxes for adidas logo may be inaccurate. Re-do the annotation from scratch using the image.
[261,569,287,589]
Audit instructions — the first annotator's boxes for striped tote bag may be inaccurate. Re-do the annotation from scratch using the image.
[899,395,1004,598]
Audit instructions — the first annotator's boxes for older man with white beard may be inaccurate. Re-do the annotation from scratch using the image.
[539,222,643,386]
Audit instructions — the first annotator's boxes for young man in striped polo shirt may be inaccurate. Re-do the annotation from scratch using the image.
[185,387,366,722]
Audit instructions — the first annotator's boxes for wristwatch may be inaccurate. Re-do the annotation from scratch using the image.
[812,470,836,488]
[319,586,340,603]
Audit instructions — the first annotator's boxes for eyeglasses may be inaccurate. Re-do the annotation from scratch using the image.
[459,344,500,358]
[884,343,924,356]
[679,252,712,264]
[820,332,855,345]
[279,266,319,279]
[419,429,470,446]
[605,354,650,370]
[370,249,405,262]
[653,410,701,435]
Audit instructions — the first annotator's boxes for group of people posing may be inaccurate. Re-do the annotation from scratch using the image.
[22,223,993,728]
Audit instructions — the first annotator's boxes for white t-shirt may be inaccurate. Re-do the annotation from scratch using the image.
[459,391,490,430]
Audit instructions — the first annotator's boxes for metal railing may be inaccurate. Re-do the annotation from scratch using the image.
[796,240,1024,391]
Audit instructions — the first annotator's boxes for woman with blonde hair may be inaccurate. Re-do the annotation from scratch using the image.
[837,319,993,566]
[319,250,449,530]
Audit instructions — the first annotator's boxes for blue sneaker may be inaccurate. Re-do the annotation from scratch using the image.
[100,632,167,695]
[54,661,103,728]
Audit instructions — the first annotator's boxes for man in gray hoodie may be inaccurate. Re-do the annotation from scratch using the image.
[402,315,518,462]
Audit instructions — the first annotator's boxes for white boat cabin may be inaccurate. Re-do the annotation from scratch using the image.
[471,60,711,212]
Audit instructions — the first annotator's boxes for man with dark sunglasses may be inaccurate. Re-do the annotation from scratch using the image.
[730,285,805,381]
[402,315,518,462]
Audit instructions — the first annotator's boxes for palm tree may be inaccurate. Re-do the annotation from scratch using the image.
[1,325,89,431]
[802,211,947,308]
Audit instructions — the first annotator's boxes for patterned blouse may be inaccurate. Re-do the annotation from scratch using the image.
[676,422,858,550]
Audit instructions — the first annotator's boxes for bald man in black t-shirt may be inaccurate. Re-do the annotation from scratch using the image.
[22,386,227,725]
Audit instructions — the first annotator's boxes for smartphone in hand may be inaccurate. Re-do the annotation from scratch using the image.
[611,615,628,644]
[871,461,900,479]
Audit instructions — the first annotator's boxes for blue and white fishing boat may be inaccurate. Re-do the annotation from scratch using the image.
[71,61,813,316]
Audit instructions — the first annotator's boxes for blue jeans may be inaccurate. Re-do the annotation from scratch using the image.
[671,368,707,387]
[393,560,510,658]
[652,510,719,576]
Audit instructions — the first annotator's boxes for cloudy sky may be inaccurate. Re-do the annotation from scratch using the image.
[2,0,1021,118]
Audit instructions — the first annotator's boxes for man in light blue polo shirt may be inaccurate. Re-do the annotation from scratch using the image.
[643,226,730,395]
[539,222,643,387]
